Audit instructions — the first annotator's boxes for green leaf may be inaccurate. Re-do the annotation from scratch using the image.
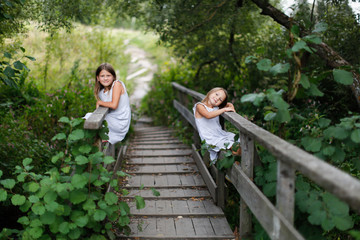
[269,63,290,75]
[322,146,335,156]
[75,155,89,165]
[18,216,30,225]
[118,215,130,226]
[75,215,88,227]
[333,69,353,85]
[295,177,310,191]
[105,192,118,205]
[68,228,82,239]
[69,190,87,204]
[79,145,92,154]
[299,74,310,89]
[1,179,16,189]
[45,201,59,212]
[324,126,349,140]
[151,188,160,197]
[44,191,57,203]
[51,133,66,141]
[23,158,32,166]
[58,117,70,123]
[103,156,115,164]
[263,182,276,197]
[11,194,26,206]
[70,118,83,127]
[0,189,8,201]
[32,202,46,215]
[313,22,328,33]
[13,60,25,70]
[40,211,56,225]
[59,222,70,234]
[4,66,15,77]
[28,182,40,192]
[25,55,36,61]
[19,200,31,212]
[275,109,291,123]
[119,202,130,216]
[323,192,349,216]
[292,40,307,52]
[308,83,324,97]
[68,129,85,141]
[256,59,272,71]
[308,210,326,225]
[264,111,276,121]
[0,170,2,178]
[83,199,96,211]
[291,25,300,36]
[351,129,360,143]
[4,52,12,58]
[321,217,335,231]
[71,174,88,189]
[301,137,322,152]
[245,55,257,64]
[303,35,322,44]
[93,209,106,221]
[134,196,145,209]
[29,227,43,239]
[241,93,258,103]
[333,215,354,231]
[318,118,331,128]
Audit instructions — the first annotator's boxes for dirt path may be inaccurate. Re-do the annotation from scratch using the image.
[124,43,157,109]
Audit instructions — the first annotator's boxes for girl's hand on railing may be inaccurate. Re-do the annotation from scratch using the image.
[224,103,236,113]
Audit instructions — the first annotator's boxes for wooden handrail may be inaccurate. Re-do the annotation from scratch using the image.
[172,82,360,240]
[84,106,109,130]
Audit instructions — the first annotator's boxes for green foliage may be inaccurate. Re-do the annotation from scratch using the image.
[0,117,144,239]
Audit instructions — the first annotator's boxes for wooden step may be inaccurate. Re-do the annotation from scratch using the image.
[129,143,189,150]
[127,149,192,157]
[126,163,198,174]
[115,216,235,239]
[131,139,183,145]
[119,188,211,199]
[127,156,194,165]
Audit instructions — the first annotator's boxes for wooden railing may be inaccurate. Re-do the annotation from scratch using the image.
[172,82,360,240]
[83,107,127,192]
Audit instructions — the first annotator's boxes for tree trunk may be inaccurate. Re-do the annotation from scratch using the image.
[250,0,360,108]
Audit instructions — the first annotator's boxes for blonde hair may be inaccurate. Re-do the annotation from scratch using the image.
[201,87,228,108]
[94,63,117,101]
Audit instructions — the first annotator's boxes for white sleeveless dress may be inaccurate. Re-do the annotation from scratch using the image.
[193,102,236,163]
[84,80,131,144]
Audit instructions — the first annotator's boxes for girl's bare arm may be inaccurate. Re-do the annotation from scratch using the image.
[195,104,235,119]
[96,81,123,109]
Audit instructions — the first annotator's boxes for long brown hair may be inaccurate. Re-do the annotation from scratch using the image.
[94,63,117,100]
[201,87,228,109]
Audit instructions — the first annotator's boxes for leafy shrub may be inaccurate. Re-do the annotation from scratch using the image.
[0,117,144,239]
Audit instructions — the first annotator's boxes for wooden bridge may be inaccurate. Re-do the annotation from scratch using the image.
[84,83,360,240]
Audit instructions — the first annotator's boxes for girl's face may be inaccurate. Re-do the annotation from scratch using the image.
[208,90,226,107]
[97,70,115,89]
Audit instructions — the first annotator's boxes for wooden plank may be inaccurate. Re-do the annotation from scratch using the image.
[141,175,155,187]
[210,217,234,236]
[156,218,176,236]
[192,145,217,202]
[128,149,192,157]
[156,200,173,214]
[172,200,190,214]
[166,174,181,186]
[192,218,215,236]
[128,157,194,165]
[179,174,196,186]
[154,174,168,187]
[130,144,189,150]
[172,82,205,101]
[122,188,208,199]
[83,106,109,129]
[227,163,305,240]
[173,99,197,130]
[174,218,195,237]
[276,160,295,224]
[132,140,183,145]
[202,200,223,214]
[239,132,254,237]
[223,112,360,213]
[187,200,205,213]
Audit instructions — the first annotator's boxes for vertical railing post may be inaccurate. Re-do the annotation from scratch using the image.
[276,161,295,224]
[239,132,254,238]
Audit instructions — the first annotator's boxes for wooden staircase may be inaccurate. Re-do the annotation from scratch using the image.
[116,117,235,239]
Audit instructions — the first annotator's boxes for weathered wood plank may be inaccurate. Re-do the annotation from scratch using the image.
[131,139,183,145]
[227,163,305,240]
[223,112,360,213]
[175,218,195,236]
[83,106,109,130]
[210,217,234,236]
[128,157,194,165]
[130,144,189,150]
[192,218,215,236]
[128,149,192,157]
[192,145,217,202]
[156,218,176,237]
[122,188,211,199]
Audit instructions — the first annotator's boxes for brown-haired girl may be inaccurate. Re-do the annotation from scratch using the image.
[193,87,240,163]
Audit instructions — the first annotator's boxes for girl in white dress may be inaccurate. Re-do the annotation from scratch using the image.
[193,87,241,164]
[86,63,131,144]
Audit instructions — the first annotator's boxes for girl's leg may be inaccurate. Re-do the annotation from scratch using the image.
[231,143,242,156]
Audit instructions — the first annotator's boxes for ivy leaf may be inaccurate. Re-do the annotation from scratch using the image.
[299,74,310,89]
[134,196,145,209]
[256,59,272,71]
[350,129,360,143]
[105,192,118,205]
[151,188,160,197]
[93,209,107,221]
[333,69,353,85]
[68,129,85,141]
